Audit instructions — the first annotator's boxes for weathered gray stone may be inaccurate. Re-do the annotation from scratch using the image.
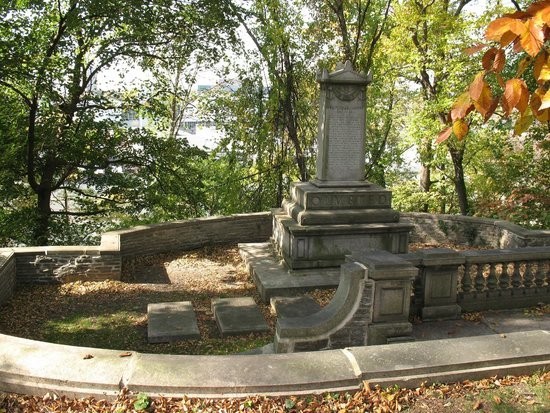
[414,249,464,321]
[271,296,321,319]
[315,61,371,183]
[0,318,548,399]
[267,62,412,270]
[127,348,359,397]
[212,297,269,337]
[273,214,412,269]
[147,302,200,343]
[239,242,341,303]
[274,261,372,352]
[350,330,550,387]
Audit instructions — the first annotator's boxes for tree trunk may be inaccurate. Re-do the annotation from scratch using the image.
[34,188,52,245]
[419,164,431,212]
[449,147,469,215]
[282,48,308,182]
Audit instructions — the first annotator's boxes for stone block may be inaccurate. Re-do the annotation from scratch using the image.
[422,304,462,321]
[273,215,412,269]
[271,296,321,319]
[212,297,269,337]
[367,322,413,345]
[147,302,200,343]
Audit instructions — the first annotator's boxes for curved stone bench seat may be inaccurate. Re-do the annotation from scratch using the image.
[1,331,549,399]
[274,262,373,353]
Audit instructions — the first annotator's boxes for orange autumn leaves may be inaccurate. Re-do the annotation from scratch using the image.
[438,0,550,143]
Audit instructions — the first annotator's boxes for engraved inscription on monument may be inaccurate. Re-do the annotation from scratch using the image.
[315,61,371,185]
[326,93,364,181]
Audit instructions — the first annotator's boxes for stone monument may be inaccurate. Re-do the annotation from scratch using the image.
[272,61,412,270]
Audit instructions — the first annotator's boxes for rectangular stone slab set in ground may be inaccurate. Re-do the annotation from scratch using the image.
[147,298,271,343]
[211,297,269,337]
[147,302,200,343]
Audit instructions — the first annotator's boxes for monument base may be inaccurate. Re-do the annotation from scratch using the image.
[271,180,413,270]
[273,209,413,270]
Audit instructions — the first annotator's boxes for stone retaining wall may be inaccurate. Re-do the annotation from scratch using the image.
[10,247,121,284]
[101,212,272,259]
[0,252,15,306]
[1,212,548,286]
[402,212,550,248]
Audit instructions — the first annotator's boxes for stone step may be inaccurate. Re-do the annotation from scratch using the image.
[239,242,341,303]
[211,297,270,337]
[270,296,322,319]
[147,301,200,343]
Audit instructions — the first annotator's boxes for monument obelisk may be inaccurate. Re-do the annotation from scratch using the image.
[272,61,412,269]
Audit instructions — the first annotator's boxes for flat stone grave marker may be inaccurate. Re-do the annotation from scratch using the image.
[147,301,200,343]
[211,297,269,336]
[270,296,321,319]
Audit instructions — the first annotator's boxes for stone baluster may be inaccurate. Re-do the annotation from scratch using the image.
[523,262,535,288]
[461,264,472,293]
[486,263,498,291]
[511,261,523,288]
[534,260,546,287]
[499,262,511,290]
[474,263,485,292]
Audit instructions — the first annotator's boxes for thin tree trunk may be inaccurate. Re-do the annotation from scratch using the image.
[34,188,52,245]
[449,147,469,215]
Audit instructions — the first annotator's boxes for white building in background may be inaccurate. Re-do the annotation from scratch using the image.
[121,83,223,151]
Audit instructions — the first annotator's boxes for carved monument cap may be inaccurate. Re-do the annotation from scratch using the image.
[317,60,372,86]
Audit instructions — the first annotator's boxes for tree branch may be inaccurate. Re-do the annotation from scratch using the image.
[0,80,32,107]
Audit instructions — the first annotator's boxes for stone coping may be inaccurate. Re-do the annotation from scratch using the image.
[101,212,270,236]
[0,331,548,399]
[402,212,550,238]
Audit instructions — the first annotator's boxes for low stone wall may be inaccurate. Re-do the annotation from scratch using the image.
[0,331,548,399]
[1,211,548,287]
[402,212,550,248]
[10,247,121,284]
[101,212,272,259]
[0,252,15,306]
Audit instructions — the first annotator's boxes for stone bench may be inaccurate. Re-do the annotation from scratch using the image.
[274,261,371,352]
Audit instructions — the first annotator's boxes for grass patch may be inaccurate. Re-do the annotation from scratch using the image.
[43,312,145,350]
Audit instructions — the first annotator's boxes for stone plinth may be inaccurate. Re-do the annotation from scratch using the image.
[417,249,464,321]
[350,250,418,345]
[273,210,411,269]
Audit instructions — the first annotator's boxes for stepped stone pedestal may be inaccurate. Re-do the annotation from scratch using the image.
[272,61,412,270]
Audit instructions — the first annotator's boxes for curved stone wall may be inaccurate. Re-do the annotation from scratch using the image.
[100,212,272,259]
[0,331,548,399]
[0,212,549,398]
[402,212,550,248]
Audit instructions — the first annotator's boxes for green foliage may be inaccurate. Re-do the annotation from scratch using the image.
[133,393,151,411]
[0,0,236,246]
[284,398,296,410]
[469,123,550,229]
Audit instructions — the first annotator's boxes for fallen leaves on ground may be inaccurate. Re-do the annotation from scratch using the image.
[0,244,337,355]
[0,373,548,413]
